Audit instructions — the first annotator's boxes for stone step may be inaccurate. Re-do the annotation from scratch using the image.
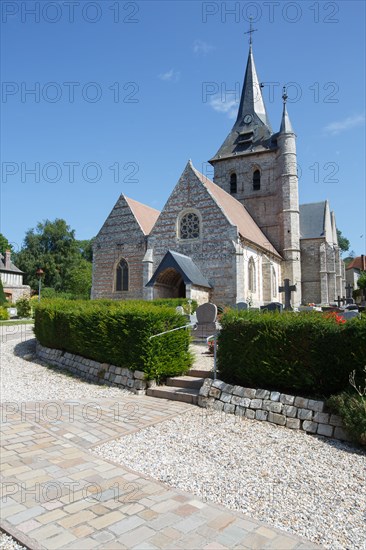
[146,386,199,405]
[188,368,214,379]
[166,376,204,389]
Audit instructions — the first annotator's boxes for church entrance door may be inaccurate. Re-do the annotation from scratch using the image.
[153,268,186,299]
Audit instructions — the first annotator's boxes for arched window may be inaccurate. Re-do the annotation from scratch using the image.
[180,211,200,240]
[272,266,277,298]
[253,169,261,191]
[230,173,237,194]
[116,258,129,291]
[248,258,256,293]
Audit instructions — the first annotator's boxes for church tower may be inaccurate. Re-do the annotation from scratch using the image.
[209,34,301,304]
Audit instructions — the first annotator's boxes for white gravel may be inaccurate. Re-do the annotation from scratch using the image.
[94,408,366,550]
[0,338,130,402]
[0,532,26,550]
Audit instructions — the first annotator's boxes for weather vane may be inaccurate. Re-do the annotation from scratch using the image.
[282,86,288,103]
[244,17,258,45]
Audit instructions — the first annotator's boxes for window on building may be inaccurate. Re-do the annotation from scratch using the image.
[180,212,200,240]
[272,267,277,297]
[230,173,237,194]
[253,169,261,191]
[248,258,256,293]
[116,258,129,291]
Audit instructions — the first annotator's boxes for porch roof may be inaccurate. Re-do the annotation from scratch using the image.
[146,251,212,288]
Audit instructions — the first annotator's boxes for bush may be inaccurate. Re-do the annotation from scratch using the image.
[327,392,366,445]
[34,299,192,381]
[16,297,32,318]
[0,306,9,320]
[217,310,366,397]
[152,298,197,314]
[0,279,6,305]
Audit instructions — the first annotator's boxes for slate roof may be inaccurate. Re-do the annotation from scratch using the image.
[299,202,326,239]
[146,251,212,288]
[190,163,281,258]
[125,196,160,235]
[210,45,274,161]
[0,254,23,273]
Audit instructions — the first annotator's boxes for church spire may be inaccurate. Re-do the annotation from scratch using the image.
[279,87,294,134]
[210,27,273,162]
[236,42,272,131]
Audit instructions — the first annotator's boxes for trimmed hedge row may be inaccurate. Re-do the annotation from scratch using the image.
[34,299,192,381]
[217,311,366,397]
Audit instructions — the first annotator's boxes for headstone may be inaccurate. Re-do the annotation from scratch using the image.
[175,306,185,315]
[344,304,359,311]
[236,301,248,311]
[339,310,360,321]
[279,279,296,310]
[194,303,218,339]
[346,298,355,305]
[260,302,283,313]
[335,296,343,308]
[196,303,217,324]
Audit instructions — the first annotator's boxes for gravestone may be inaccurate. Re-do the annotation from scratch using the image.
[194,303,218,338]
[339,310,360,321]
[345,304,359,311]
[175,306,185,315]
[260,302,283,313]
[346,298,355,305]
[236,301,248,311]
[279,279,296,310]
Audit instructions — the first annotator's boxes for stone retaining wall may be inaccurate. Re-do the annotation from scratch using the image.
[36,343,147,394]
[198,378,351,442]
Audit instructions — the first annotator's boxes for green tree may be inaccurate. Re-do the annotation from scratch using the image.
[14,219,84,292]
[0,279,7,305]
[76,238,95,262]
[0,234,14,254]
[65,259,92,298]
[337,229,350,254]
[358,272,366,292]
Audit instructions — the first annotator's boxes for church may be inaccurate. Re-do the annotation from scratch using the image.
[92,37,345,308]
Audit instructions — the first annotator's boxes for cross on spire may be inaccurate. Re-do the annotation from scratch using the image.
[244,17,257,46]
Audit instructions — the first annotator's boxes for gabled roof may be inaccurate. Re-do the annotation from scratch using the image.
[189,162,281,258]
[125,196,160,235]
[146,250,212,288]
[0,254,23,274]
[346,256,366,271]
[299,202,326,239]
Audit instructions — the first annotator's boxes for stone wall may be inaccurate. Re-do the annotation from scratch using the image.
[36,343,147,394]
[198,378,351,442]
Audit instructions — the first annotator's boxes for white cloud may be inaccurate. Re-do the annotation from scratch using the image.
[193,39,214,56]
[158,69,181,82]
[323,114,365,135]
[209,95,239,120]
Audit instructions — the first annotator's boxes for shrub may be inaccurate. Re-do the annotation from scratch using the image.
[0,306,9,320]
[217,310,366,397]
[34,299,192,381]
[0,279,6,305]
[16,297,32,318]
[327,392,366,445]
[152,298,197,314]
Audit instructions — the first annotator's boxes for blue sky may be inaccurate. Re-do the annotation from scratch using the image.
[1,0,365,256]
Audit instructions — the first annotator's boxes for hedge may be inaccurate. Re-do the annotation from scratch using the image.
[217,310,366,397]
[34,299,193,381]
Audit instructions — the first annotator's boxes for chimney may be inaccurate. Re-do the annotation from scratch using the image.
[4,249,11,269]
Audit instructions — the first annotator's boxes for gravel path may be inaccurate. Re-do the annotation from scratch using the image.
[94,409,366,550]
[2,336,365,549]
[0,338,130,402]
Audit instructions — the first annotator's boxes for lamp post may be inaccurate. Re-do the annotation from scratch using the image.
[36,268,44,302]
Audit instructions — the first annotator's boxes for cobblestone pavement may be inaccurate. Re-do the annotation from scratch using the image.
[0,331,323,549]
